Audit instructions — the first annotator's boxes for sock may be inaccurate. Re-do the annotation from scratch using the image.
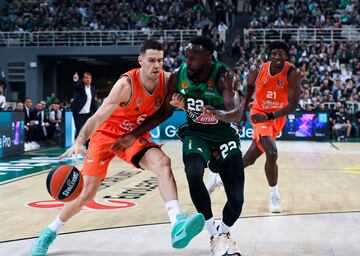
[269,184,280,198]
[219,220,230,234]
[47,215,65,233]
[165,200,181,227]
[205,217,218,237]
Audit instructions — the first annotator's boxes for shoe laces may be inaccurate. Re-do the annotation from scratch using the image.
[176,213,187,221]
[37,230,54,249]
[226,234,237,247]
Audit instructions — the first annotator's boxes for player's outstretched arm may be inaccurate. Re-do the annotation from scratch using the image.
[203,69,242,122]
[60,77,131,158]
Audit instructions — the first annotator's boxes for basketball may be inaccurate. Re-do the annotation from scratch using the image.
[46,164,84,202]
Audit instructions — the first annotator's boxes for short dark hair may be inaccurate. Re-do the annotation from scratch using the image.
[269,41,289,54]
[139,40,164,55]
[83,72,92,77]
[190,36,214,54]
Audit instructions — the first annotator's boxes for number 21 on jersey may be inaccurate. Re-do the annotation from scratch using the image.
[266,91,277,99]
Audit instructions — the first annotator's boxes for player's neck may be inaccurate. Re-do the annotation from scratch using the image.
[140,70,158,94]
[269,63,285,76]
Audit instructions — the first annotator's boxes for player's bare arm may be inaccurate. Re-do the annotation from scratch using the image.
[203,69,242,122]
[111,72,178,151]
[60,77,132,158]
[240,67,258,121]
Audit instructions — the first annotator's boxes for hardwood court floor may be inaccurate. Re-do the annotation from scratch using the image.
[0,141,359,255]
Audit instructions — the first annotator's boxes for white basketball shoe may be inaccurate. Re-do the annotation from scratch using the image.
[269,194,282,213]
[206,173,223,194]
[210,234,229,256]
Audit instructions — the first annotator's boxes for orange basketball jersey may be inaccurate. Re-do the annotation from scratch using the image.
[252,61,292,113]
[98,68,167,134]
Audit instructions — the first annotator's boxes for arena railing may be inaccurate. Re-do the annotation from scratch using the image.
[324,102,360,113]
[244,28,360,44]
[0,30,202,47]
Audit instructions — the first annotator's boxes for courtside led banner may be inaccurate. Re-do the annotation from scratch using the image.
[0,112,25,158]
[64,111,329,145]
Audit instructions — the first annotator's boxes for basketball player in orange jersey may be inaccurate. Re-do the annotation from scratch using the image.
[31,40,205,256]
[207,41,301,213]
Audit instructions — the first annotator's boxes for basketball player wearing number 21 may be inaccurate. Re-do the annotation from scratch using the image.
[31,40,205,256]
[208,41,302,214]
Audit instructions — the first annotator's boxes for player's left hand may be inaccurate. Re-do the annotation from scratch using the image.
[202,105,224,120]
[250,113,268,123]
[110,133,136,153]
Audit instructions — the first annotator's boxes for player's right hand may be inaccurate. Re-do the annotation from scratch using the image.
[59,142,90,159]
[170,93,185,109]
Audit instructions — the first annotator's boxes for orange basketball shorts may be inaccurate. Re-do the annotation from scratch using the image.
[81,123,159,180]
[249,109,286,152]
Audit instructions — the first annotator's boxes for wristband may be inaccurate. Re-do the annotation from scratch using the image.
[265,112,275,120]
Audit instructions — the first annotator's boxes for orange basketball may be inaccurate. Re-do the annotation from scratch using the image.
[46,164,84,202]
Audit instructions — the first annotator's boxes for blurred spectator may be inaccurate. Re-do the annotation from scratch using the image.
[332,106,351,140]
[24,98,36,126]
[15,102,24,111]
[0,83,6,110]
[34,101,51,141]
[49,103,62,139]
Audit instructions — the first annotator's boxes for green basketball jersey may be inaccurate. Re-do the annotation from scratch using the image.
[176,61,240,142]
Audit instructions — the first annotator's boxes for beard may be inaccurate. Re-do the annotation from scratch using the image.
[187,67,201,80]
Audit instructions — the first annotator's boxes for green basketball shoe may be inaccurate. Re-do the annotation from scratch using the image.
[171,213,205,249]
[31,227,57,256]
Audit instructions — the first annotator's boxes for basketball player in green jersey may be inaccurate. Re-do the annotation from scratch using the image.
[112,36,244,256]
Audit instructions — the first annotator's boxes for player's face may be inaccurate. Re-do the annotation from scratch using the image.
[270,49,287,68]
[185,48,211,80]
[139,49,164,80]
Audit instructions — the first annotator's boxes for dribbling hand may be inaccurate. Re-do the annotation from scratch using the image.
[59,142,90,159]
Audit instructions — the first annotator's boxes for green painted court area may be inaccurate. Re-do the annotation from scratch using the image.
[0,148,77,184]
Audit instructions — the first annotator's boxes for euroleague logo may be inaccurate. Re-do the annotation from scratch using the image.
[26,198,136,210]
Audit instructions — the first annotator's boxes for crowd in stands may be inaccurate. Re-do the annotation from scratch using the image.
[248,0,360,29]
[0,0,235,32]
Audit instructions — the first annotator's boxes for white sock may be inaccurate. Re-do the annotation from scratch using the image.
[47,215,65,233]
[205,217,218,237]
[165,200,181,227]
[219,220,230,234]
[269,184,280,198]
